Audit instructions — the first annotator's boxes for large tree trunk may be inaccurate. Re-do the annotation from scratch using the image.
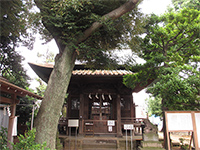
[34,47,76,149]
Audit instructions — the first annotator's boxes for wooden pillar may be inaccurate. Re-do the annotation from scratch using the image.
[130,94,135,118]
[7,94,17,149]
[130,95,134,118]
[117,94,122,137]
[79,94,84,135]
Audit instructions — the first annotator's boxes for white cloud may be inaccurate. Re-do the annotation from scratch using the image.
[138,0,172,15]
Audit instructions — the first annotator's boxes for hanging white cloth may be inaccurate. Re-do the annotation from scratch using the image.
[0,109,9,131]
[12,116,17,136]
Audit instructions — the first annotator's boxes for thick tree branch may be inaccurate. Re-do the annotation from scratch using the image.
[166,30,183,46]
[34,0,65,53]
[77,0,140,43]
[176,34,196,52]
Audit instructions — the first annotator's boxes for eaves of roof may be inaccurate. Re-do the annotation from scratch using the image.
[28,62,133,77]
[0,77,43,101]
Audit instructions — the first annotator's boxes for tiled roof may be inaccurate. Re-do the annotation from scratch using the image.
[72,69,133,76]
[28,62,133,77]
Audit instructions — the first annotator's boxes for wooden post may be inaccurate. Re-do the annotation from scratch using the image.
[191,112,199,149]
[165,111,171,150]
[130,95,134,118]
[79,94,84,135]
[7,94,17,149]
[117,94,122,137]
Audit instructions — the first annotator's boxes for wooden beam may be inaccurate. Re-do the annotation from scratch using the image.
[0,96,12,104]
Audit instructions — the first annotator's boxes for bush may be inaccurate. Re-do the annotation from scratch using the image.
[0,127,50,150]
[12,128,50,150]
[0,127,8,150]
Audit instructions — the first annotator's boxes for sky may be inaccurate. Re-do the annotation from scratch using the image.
[17,0,172,118]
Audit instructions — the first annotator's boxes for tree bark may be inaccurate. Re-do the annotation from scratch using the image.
[34,47,76,148]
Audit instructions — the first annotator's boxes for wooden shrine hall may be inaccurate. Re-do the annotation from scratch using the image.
[29,62,151,137]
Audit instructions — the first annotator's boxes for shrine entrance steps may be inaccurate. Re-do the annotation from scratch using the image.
[82,139,117,150]
[60,135,142,150]
[139,141,165,150]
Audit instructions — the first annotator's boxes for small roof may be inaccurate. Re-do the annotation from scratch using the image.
[0,77,43,103]
[28,62,133,82]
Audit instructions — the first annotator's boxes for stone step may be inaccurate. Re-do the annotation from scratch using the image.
[83,139,117,144]
[82,143,117,149]
[139,147,165,150]
[142,141,163,148]
[83,148,117,150]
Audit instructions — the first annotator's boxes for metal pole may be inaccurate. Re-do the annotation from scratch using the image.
[126,129,128,150]
[69,127,71,150]
[75,127,77,150]
[31,105,35,130]
[131,130,133,150]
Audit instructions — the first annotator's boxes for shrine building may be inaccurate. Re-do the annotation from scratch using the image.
[29,62,151,137]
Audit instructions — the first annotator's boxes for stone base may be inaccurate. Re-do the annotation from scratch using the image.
[143,132,159,141]
[142,141,163,148]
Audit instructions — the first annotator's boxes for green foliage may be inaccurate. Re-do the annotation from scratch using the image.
[35,0,143,69]
[0,0,33,87]
[124,7,200,116]
[35,78,47,97]
[147,66,200,111]
[179,138,189,150]
[16,97,34,127]
[37,49,55,63]
[0,128,51,150]
[0,127,8,150]
[172,0,200,10]
[12,128,50,150]
[146,97,162,117]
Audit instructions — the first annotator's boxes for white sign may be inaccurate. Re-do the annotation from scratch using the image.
[108,126,112,132]
[107,120,115,126]
[167,113,193,131]
[124,124,134,130]
[68,119,79,127]
[165,111,200,149]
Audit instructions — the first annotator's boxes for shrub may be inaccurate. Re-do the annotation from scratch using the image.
[0,127,8,150]
[12,128,50,150]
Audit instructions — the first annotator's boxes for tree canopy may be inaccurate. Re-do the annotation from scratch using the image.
[124,7,200,115]
[35,0,143,69]
[0,0,36,87]
[172,0,200,10]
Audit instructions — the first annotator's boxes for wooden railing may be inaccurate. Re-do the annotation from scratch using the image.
[83,120,117,135]
[58,117,146,136]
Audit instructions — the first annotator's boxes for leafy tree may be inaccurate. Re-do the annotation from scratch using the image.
[0,0,41,135]
[37,48,55,64]
[0,0,36,87]
[35,78,47,97]
[146,97,162,117]
[33,0,142,148]
[124,8,200,113]
[172,0,200,10]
